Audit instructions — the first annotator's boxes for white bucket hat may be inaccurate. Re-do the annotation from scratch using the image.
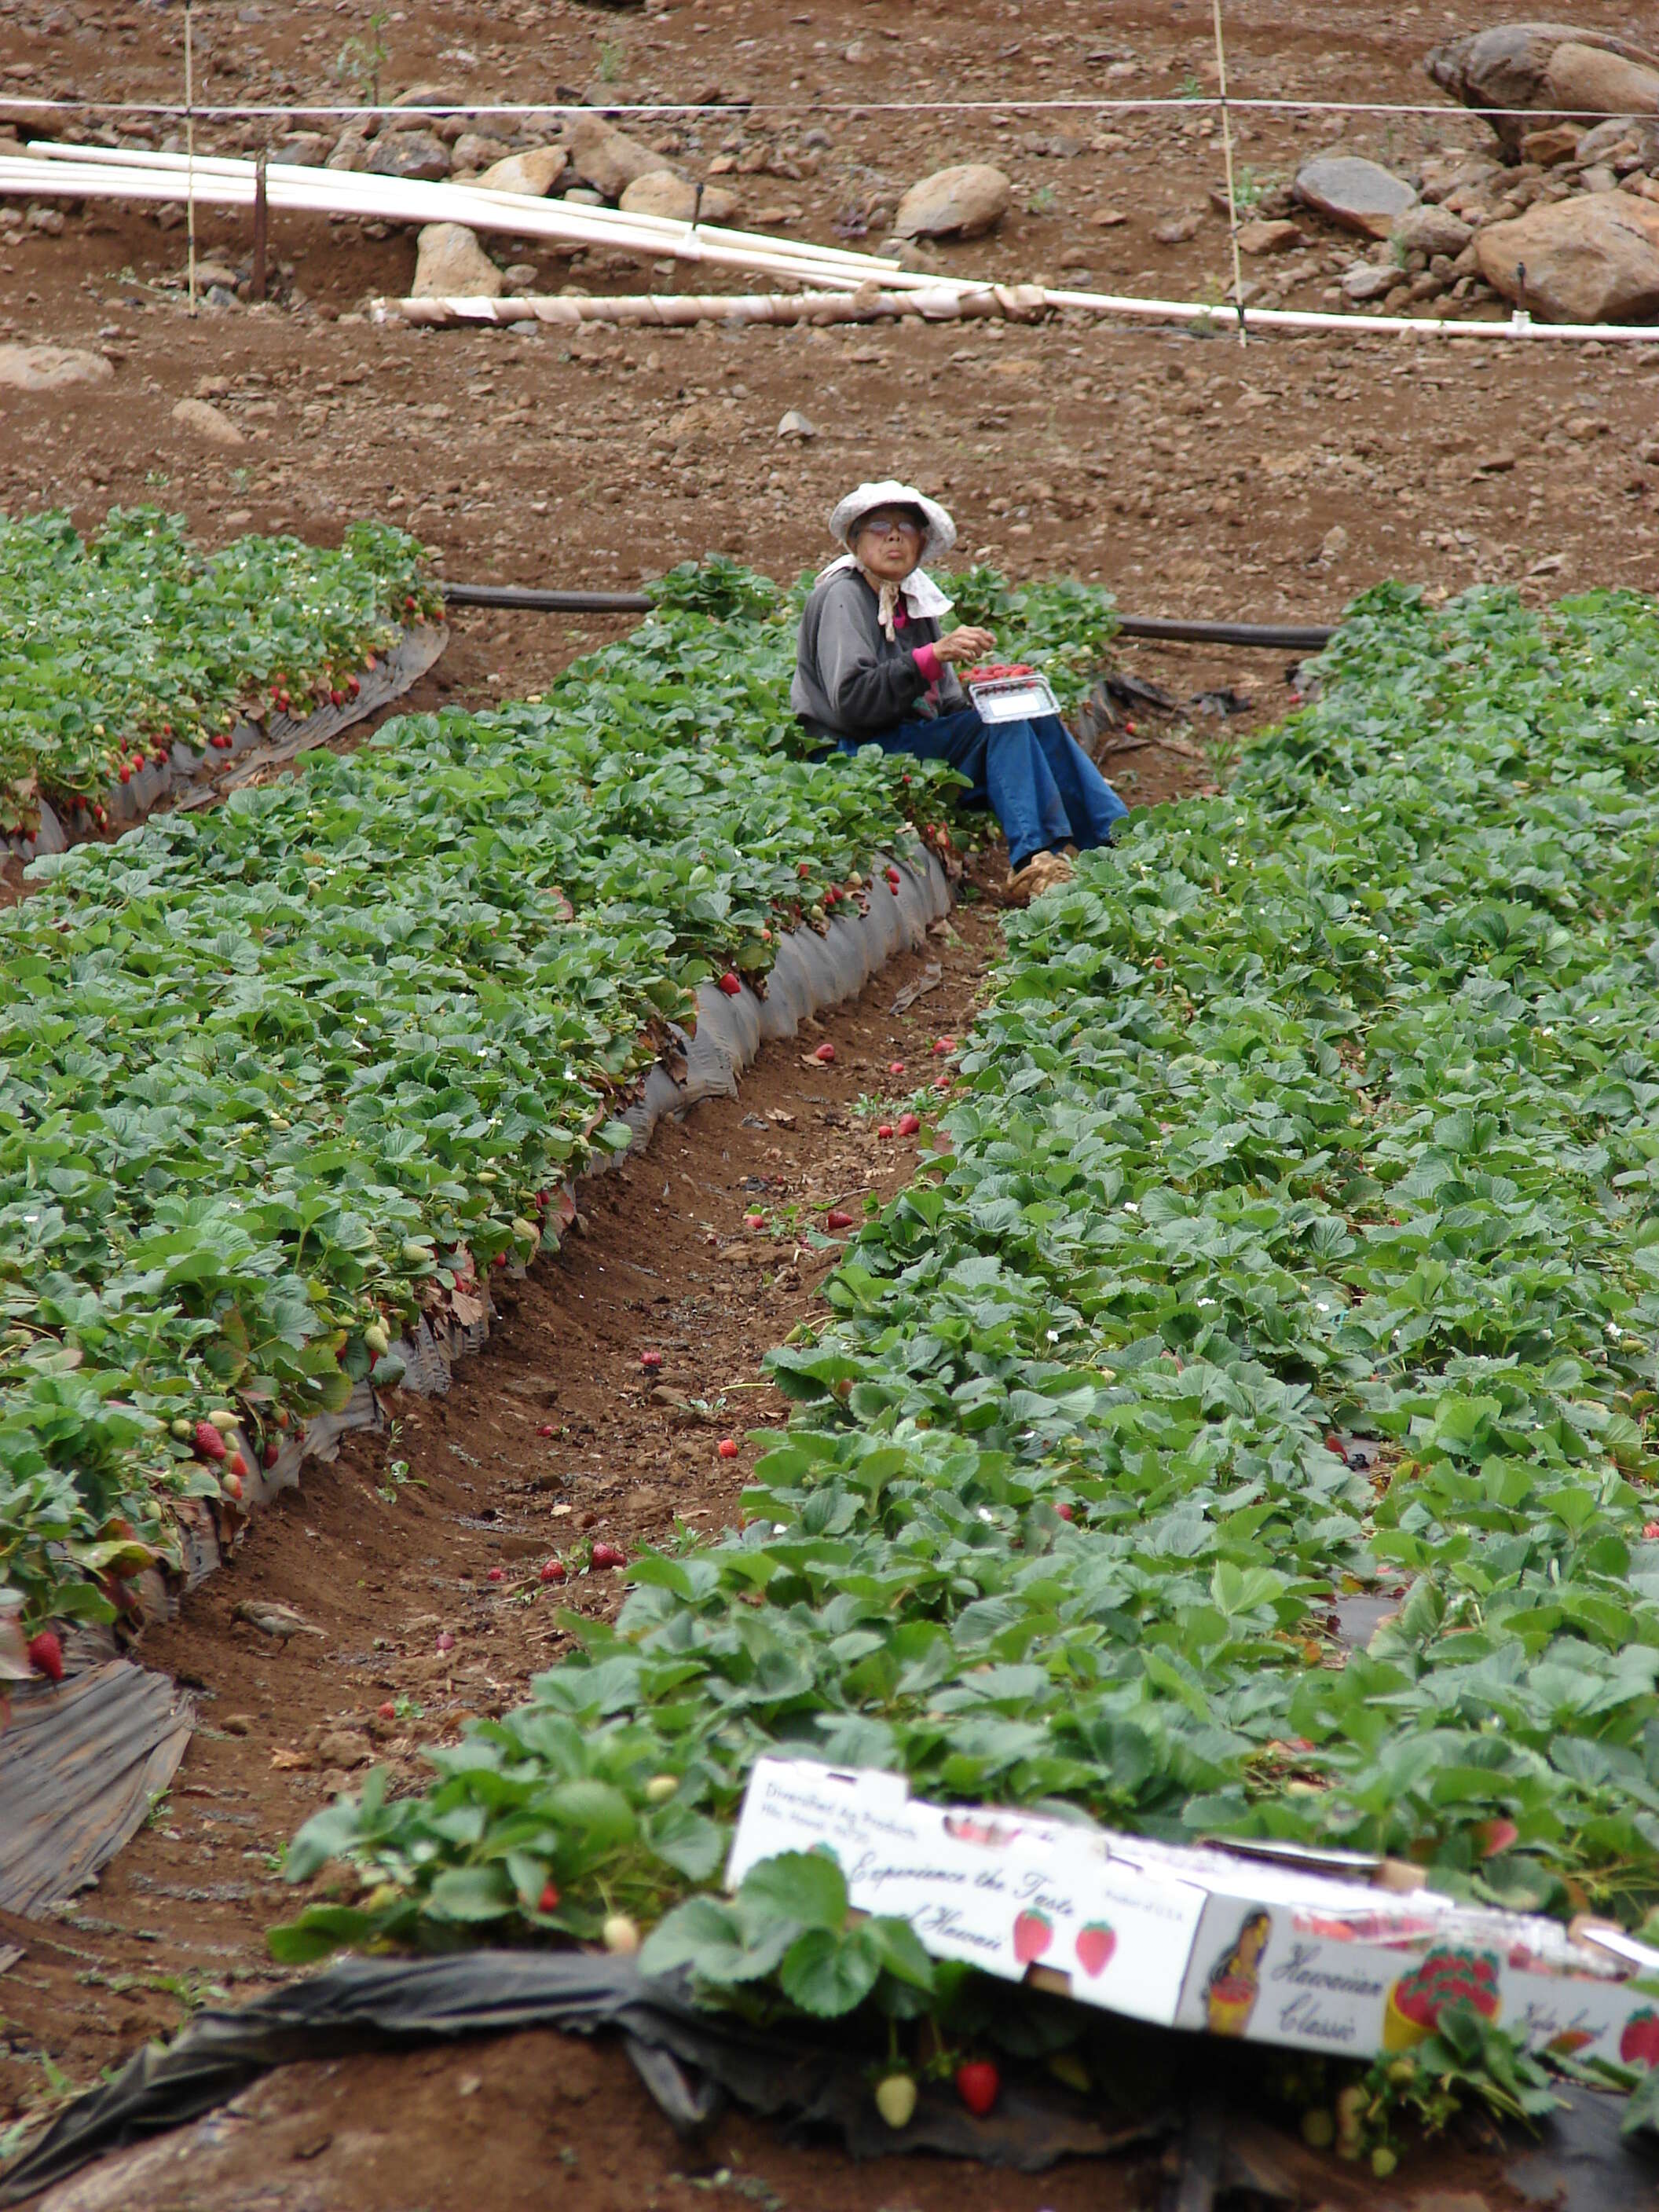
[830,479,957,566]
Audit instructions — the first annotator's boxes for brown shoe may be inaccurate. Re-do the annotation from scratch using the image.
[1002,849,1075,905]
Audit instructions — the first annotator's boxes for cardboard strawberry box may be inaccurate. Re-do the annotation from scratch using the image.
[727,1757,1659,2067]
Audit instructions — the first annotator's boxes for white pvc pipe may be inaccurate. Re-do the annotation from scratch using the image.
[28,141,903,284]
[15,141,933,295]
[1042,284,1659,343]
[13,144,1659,344]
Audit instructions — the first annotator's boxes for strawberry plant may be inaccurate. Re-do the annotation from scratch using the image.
[0,508,438,830]
[0,573,950,1632]
[270,583,1659,2149]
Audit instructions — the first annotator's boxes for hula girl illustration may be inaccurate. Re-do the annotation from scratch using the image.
[1204,1910,1272,2037]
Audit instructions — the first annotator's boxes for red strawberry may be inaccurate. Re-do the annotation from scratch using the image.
[641,1350,663,1372]
[897,1113,921,1137]
[826,1208,855,1231]
[716,970,742,998]
[1477,1818,1518,1859]
[330,689,345,708]
[797,861,811,877]
[1054,1501,1075,1522]
[1075,1922,1116,1976]
[814,1042,836,1064]
[193,1419,227,1461]
[379,1701,397,1719]
[540,1558,566,1584]
[1324,1434,1349,1463]
[226,1451,248,1480]
[888,1060,906,1076]
[933,1036,956,1056]
[348,676,361,698]
[537,1422,555,1437]
[27,1630,64,1683]
[743,1212,765,1229]
[718,1437,738,1459]
[932,1074,952,1093]
[1621,2009,1659,2067]
[262,1440,280,1467]
[877,1122,895,1140]
[955,2061,1000,2117]
[591,1542,626,1569]
[119,764,131,785]
[436,1632,456,1654]
[538,1880,561,1914]
[1645,1522,1659,1539]
[487,1566,504,1583]
[1012,1909,1052,1965]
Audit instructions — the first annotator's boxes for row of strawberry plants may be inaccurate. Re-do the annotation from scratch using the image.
[1,570,988,1632]
[0,508,441,831]
[272,584,1659,2012]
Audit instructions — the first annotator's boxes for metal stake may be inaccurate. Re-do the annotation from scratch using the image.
[251,148,268,300]
[1210,0,1247,346]
[185,0,196,314]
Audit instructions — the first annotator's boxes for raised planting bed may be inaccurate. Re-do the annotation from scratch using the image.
[0,560,1015,1647]
[266,583,1659,2152]
[0,507,443,855]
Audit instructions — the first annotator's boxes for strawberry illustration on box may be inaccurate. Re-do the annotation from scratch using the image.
[1013,1909,1053,1967]
[1075,1922,1117,1979]
[1620,2009,1659,2067]
[1382,1946,1501,2050]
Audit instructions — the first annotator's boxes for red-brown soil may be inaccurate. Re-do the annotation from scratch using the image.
[2,0,1653,2204]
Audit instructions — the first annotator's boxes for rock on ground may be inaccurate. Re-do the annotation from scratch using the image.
[1341,262,1399,302]
[1475,192,1659,321]
[892,163,1010,240]
[449,131,515,174]
[366,129,450,181]
[0,343,112,392]
[170,397,244,446]
[412,223,505,299]
[1294,156,1416,238]
[1426,24,1659,156]
[566,115,678,201]
[474,145,567,196]
[273,130,328,167]
[618,172,738,223]
[1392,203,1474,258]
[1236,218,1303,255]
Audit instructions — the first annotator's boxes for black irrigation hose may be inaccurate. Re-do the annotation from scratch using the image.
[438,583,1337,653]
[1114,616,1335,651]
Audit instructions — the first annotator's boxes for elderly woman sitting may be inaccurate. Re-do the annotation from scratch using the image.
[792,479,1126,902]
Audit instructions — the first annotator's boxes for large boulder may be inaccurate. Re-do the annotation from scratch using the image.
[618,172,738,222]
[1426,24,1659,156]
[566,115,677,200]
[1293,156,1417,239]
[366,129,450,181]
[1474,192,1659,320]
[474,145,567,196]
[0,343,112,392]
[892,163,1010,240]
[411,223,504,298]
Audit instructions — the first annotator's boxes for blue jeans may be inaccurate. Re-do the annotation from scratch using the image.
[840,707,1126,871]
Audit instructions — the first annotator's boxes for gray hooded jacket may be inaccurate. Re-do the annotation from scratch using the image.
[791,568,966,745]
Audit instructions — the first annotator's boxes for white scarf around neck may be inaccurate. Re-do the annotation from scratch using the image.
[820,552,954,643]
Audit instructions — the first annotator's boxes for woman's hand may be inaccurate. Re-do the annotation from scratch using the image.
[932,624,997,666]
